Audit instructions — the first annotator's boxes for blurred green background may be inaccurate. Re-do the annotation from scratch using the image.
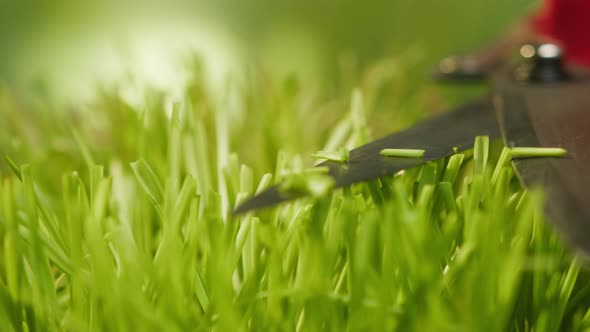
[0,0,536,101]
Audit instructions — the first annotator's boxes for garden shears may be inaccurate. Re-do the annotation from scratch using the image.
[236,43,590,255]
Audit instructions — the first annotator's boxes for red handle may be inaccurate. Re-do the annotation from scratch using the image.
[531,0,590,68]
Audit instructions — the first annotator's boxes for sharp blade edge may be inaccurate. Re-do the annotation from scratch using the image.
[235,97,500,214]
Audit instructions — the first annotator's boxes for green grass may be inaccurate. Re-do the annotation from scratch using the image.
[1,58,590,331]
[380,148,425,158]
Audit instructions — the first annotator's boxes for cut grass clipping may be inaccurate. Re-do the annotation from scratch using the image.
[510,147,568,158]
[0,79,588,331]
[380,148,425,158]
[312,147,350,163]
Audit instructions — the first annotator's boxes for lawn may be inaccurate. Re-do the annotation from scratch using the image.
[2,1,590,331]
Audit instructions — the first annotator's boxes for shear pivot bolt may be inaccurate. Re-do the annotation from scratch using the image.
[516,43,569,83]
